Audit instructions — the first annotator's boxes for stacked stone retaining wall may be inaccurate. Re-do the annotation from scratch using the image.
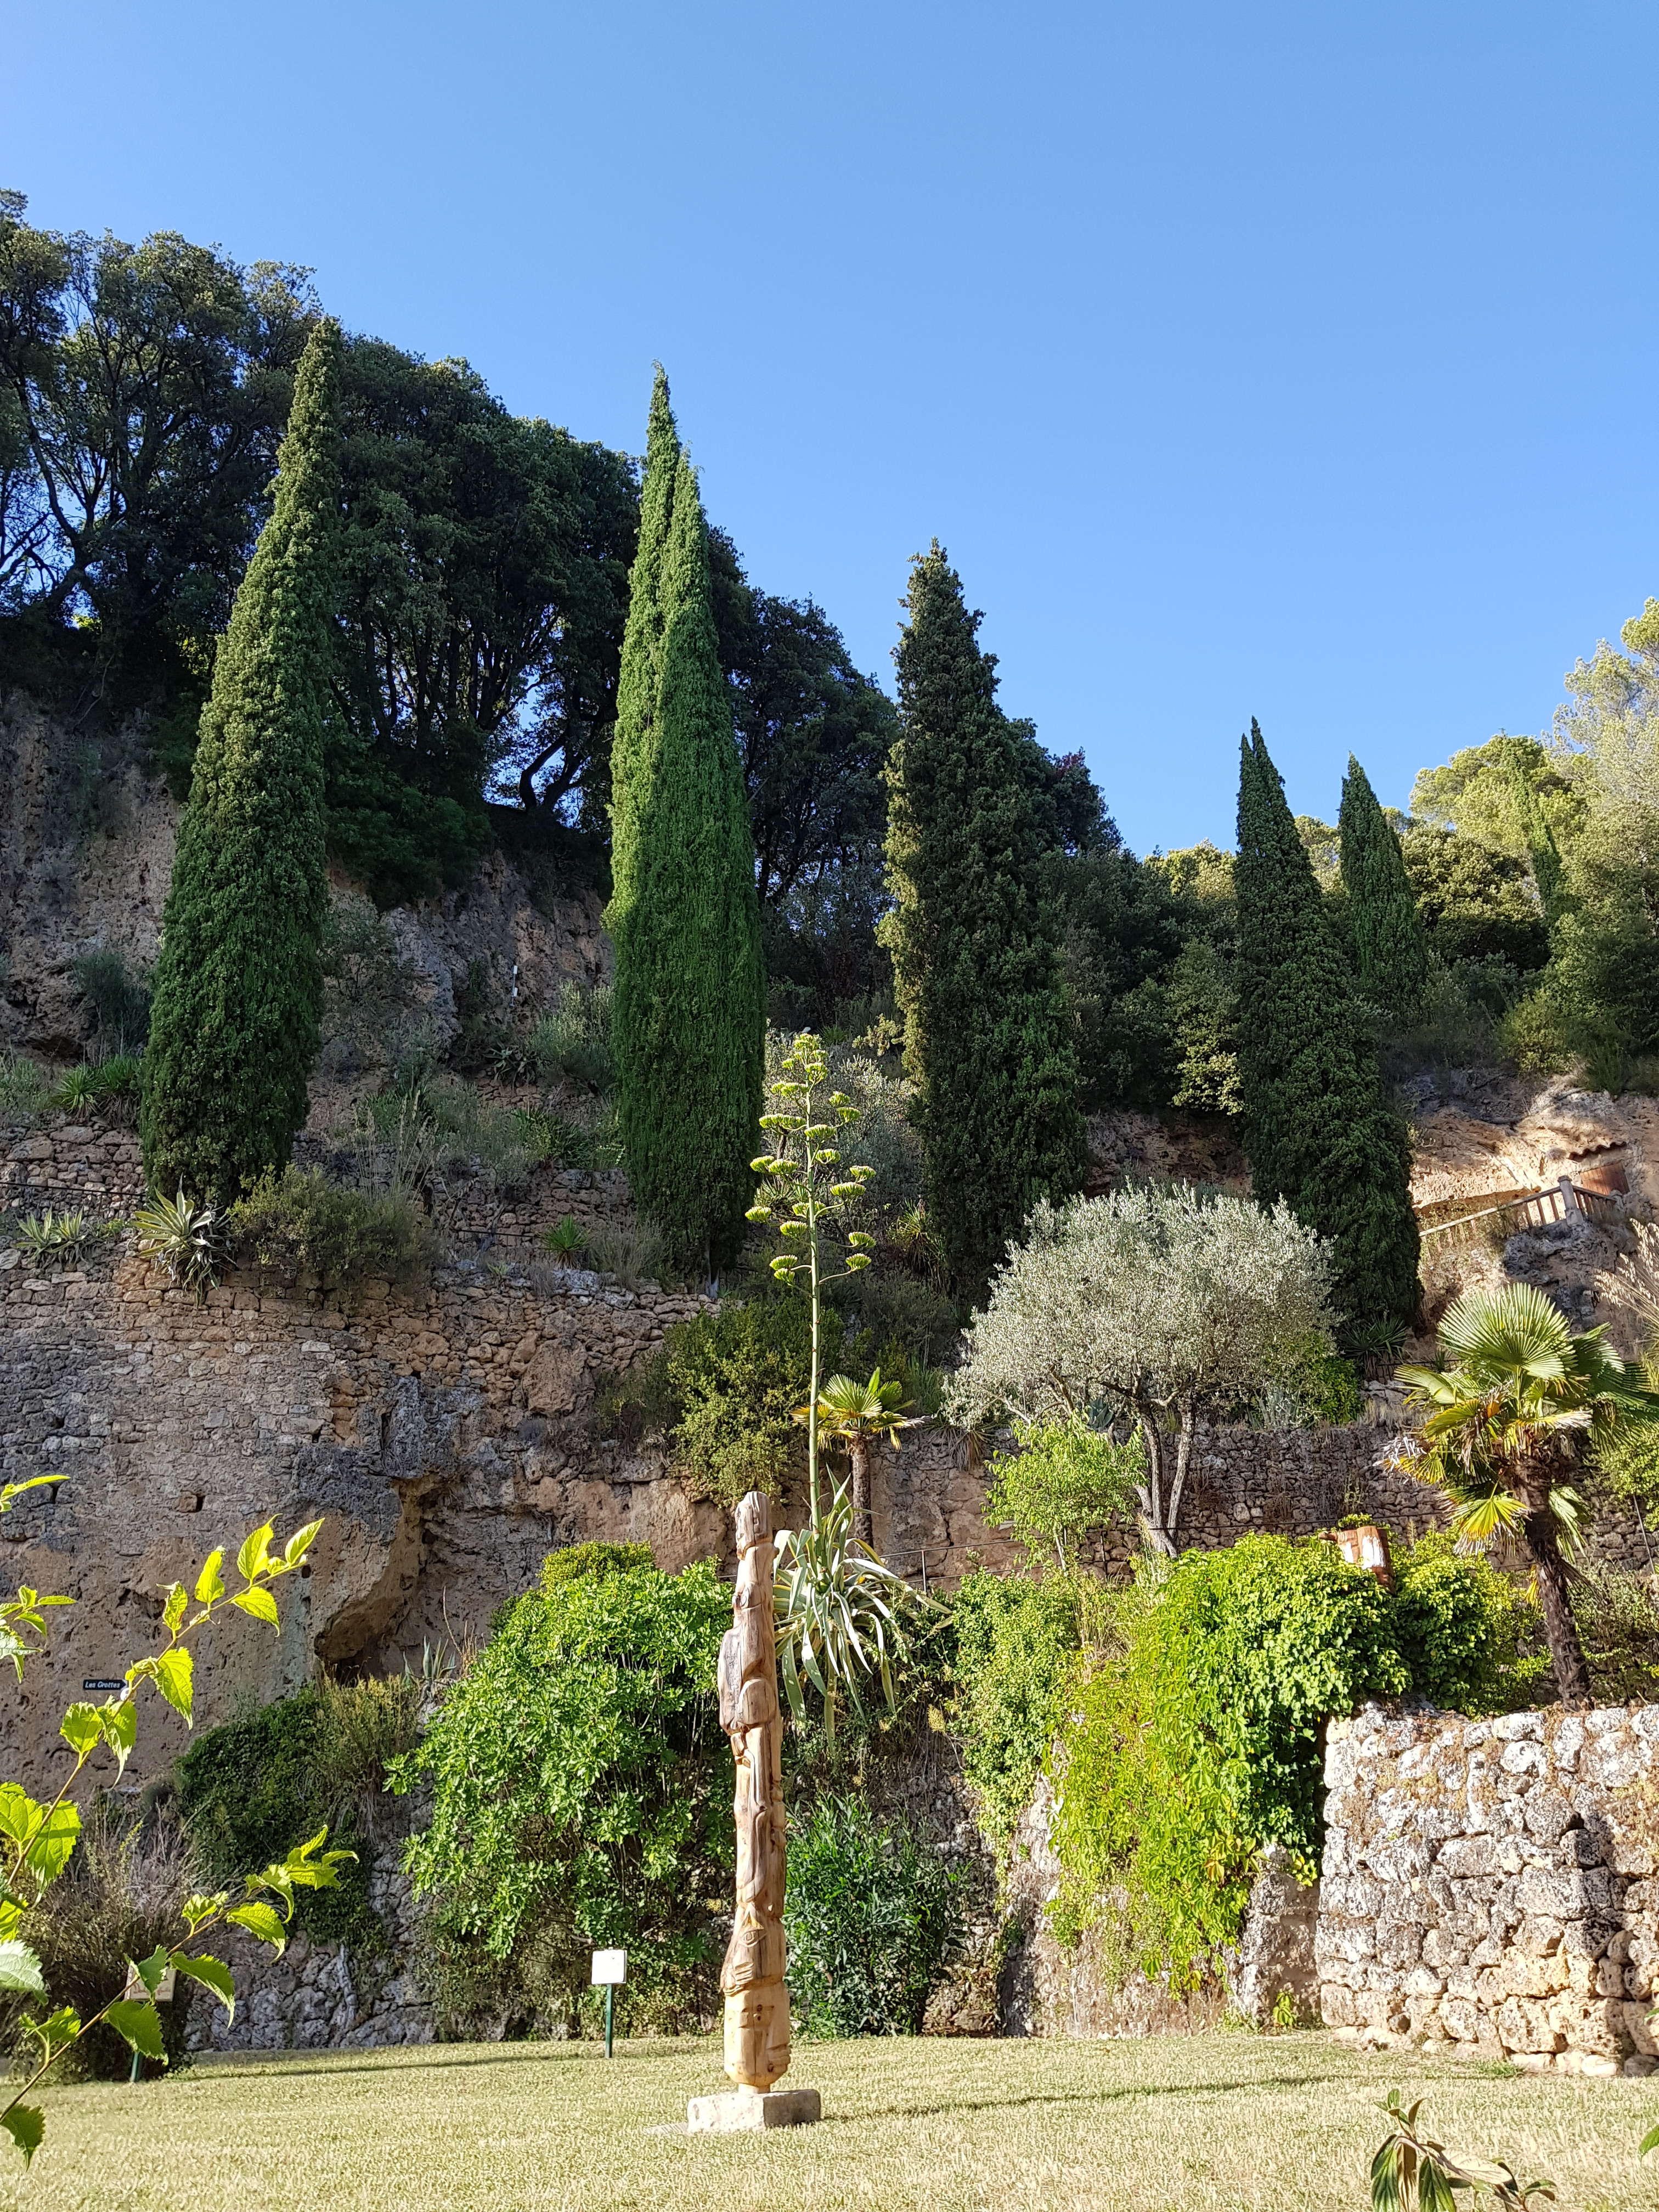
[1318,1701,1659,2075]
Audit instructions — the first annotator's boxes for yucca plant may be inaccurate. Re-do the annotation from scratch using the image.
[543,1216,585,1261]
[133,1189,222,1302]
[16,1210,92,1268]
[773,1481,912,1745]
[48,1068,100,1115]
[1397,1281,1659,1708]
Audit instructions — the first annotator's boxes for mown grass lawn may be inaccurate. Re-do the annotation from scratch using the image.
[1,2031,1650,2212]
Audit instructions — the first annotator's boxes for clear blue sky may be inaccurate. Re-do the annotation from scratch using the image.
[9,1,1657,853]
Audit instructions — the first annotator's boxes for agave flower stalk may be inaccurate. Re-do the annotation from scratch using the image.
[746,1032,874,1519]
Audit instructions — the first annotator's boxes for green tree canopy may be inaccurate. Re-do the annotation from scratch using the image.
[883,543,1084,1292]
[140,318,341,1201]
[1398,821,1549,972]
[0,195,314,683]
[1235,721,1419,1346]
[325,338,637,900]
[606,369,764,1274]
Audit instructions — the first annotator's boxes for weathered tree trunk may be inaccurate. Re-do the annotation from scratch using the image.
[1136,1412,1176,1556]
[850,1436,873,1552]
[1518,1454,1593,1709]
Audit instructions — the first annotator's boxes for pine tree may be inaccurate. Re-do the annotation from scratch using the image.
[884,544,1084,1293]
[140,318,342,1201]
[1338,753,1431,1018]
[606,370,763,1274]
[1236,721,1419,1345]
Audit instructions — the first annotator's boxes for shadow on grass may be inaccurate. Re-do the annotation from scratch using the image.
[825,2070,1359,2128]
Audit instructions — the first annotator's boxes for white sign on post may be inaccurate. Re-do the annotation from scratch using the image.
[591,1948,626,1987]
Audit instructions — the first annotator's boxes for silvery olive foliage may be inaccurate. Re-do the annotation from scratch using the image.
[947,1182,1335,1552]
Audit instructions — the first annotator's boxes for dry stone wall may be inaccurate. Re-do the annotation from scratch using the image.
[1318,1701,1659,2076]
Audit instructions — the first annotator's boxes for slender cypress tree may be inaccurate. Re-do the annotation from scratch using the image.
[884,543,1084,1294]
[1338,753,1432,1017]
[140,318,342,1201]
[1236,721,1420,1345]
[606,369,763,1274]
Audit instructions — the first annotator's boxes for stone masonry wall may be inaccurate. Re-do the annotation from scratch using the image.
[1318,1701,1659,2077]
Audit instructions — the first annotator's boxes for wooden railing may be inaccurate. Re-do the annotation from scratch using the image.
[1418,1176,1622,1244]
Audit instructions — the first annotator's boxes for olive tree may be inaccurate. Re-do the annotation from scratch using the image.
[947,1183,1336,1553]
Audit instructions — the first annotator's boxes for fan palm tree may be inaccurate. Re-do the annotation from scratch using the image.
[803,1369,911,1551]
[1397,1281,1659,1709]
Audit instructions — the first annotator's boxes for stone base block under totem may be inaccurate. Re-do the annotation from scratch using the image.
[685,2086,822,2133]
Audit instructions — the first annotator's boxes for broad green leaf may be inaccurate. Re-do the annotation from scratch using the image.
[1,2103,44,2164]
[193,1549,225,1605]
[225,1900,286,1950]
[153,1646,193,1724]
[171,1949,235,2019]
[180,1889,230,1933]
[1642,2121,1659,2159]
[105,1997,165,2059]
[0,1786,42,1847]
[281,1832,354,1889]
[232,1587,279,1630]
[161,1582,187,1634]
[100,1698,137,1770]
[21,2004,79,2058]
[24,1802,80,1888]
[236,1523,274,1584]
[131,1944,170,1996]
[279,1520,323,1573]
[0,1942,44,1996]
[58,1702,102,1757]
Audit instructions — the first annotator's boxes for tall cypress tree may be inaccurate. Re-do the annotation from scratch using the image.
[1338,753,1432,1018]
[607,369,763,1274]
[1237,721,1419,1345]
[885,543,1084,1294]
[141,318,342,1200]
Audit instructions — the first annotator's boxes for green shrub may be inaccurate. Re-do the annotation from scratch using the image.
[1569,1561,1659,1705]
[392,1552,732,2038]
[178,1681,417,1961]
[229,1166,437,1302]
[591,1348,676,1448]
[0,1051,52,1121]
[515,1104,624,1172]
[72,946,153,1060]
[539,1542,654,1592]
[1258,1331,1363,1427]
[951,1568,1085,1848]
[585,1219,667,1289]
[783,1796,960,2036]
[983,1420,1144,1569]
[73,949,153,1059]
[1049,1538,1408,1982]
[1389,1533,1548,1715]
[666,1294,844,1505]
[530,981,614,1094]
[91,1054,143,1119]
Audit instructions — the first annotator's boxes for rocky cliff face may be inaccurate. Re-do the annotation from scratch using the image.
[0,688,610,1071]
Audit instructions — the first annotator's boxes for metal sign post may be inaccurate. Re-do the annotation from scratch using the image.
[590,1948,625,2058]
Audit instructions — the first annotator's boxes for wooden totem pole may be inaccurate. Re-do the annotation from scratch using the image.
[717,1489,791,2090]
